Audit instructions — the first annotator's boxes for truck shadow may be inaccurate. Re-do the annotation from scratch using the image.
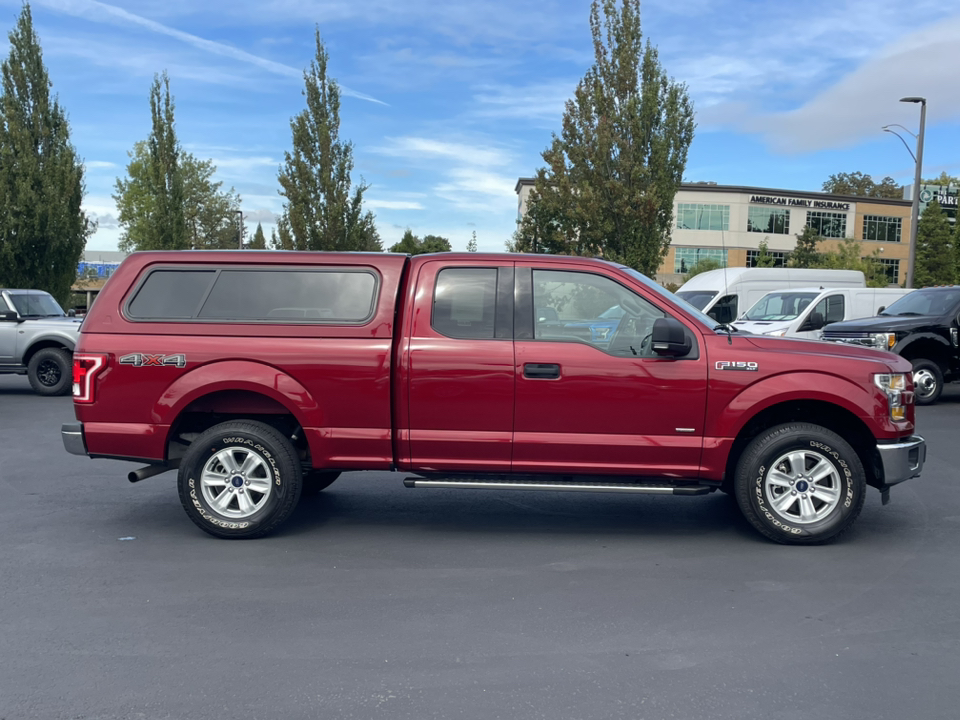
[280,483,762,542]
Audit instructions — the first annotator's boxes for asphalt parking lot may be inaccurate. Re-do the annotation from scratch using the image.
[1,374,958,720]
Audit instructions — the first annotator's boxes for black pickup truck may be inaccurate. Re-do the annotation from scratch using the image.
[822,286,960,405]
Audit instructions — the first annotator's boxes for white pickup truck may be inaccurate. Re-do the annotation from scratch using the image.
[0,289,82,396]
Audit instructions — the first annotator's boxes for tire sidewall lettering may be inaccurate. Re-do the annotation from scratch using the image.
[189,435,284,528]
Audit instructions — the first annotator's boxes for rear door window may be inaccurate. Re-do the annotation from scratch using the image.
[432,268,499,339]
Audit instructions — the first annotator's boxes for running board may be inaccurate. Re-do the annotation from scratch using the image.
[402,477,712,496]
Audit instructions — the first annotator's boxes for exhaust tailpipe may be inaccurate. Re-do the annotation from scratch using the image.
[128,460,180,484]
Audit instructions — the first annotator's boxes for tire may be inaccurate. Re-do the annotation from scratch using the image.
[27,347,72,396]
[911,359,943,406]
[177,420,302,539]
[734,423,866,545]
[300,470,341,499]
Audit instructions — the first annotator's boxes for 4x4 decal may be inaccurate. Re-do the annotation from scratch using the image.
[119,353,187,368]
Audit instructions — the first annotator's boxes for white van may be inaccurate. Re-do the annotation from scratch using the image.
[675,268,866,324]
[733,287,914,339]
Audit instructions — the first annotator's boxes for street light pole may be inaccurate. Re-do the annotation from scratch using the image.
[235,210,244,249]
[900,96,926,289]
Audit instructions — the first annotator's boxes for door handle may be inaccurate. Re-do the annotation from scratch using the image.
[523,363,560,379]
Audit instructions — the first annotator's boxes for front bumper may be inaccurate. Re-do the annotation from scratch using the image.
[61,422,88,456]
[877,435,925,487]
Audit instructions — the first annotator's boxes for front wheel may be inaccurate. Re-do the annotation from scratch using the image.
[734,423,865,545]
[177,420,302,539]
[27,347,72,396]
[911,359,943,405]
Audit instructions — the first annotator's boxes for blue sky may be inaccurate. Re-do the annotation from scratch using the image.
[2,0,959,253]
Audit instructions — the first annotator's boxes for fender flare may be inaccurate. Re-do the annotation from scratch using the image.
[711,371,876,440]
[153,360,322,430]
[894,333,951,360]
[23,333,76,360]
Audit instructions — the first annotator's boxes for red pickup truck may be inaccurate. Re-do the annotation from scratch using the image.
[62,251,925,544]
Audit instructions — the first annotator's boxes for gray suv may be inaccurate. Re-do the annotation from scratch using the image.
[0,289,82,396]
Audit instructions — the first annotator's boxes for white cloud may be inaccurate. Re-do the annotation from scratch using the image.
[365,199,425,210]
[720,15,960,153]
[373,137,512,168]
[84,160,116,169]
[472,80,576,124]
[36,0,385,103]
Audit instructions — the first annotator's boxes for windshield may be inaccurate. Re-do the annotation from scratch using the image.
[8,292,65,317]
[880,289,960,317]
[675,290,717,311]
[620,268,717,329]
[744,292,820,321]
[598,305,626,319]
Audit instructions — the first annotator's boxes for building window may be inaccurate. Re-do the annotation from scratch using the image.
[746,249,788,268]
[677,203,730,231]
[747,208,790,235]
[806,211,847,238]
[674,247,728,274]
[863,215,902,243]
[876,258,900,284]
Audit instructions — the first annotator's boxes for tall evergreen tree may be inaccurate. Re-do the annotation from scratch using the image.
[248,222,267,249]
[513,0,695,278]
[0,3,91,303]
[113,73,189,252]
[466,230,478,252]
[275,29,380,252]
[914,200,955,287]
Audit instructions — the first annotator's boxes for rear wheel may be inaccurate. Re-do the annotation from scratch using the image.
[911,359,943,405]
[27,347,72,396]
[735,423,865,545]
[177,420,302,539]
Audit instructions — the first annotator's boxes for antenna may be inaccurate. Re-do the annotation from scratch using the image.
[721,226,729,315]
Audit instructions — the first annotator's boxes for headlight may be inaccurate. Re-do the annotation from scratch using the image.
[763,329,787,337]
[870,332,896,350]
[874,373,911,422]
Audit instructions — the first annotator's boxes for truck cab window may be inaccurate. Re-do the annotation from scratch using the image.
[531,269,665,356]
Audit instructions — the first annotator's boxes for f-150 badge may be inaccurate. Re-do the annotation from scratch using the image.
[715,361,758,371]
[119,353,187,368]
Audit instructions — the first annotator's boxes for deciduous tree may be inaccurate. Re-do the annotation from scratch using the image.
[821,171,901,199]
[388,229,451,255]
[466,231,477,252]
[115,139,242,252]
[753,239,777,267]
[513,0,695,278]
[274,29,380,252]
[0,3,92,303]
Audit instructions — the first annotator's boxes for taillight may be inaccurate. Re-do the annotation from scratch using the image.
[73,354,107,403]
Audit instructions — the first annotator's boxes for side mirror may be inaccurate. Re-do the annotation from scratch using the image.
[1,311,19,322]
[67,308,77,317]
[651,317,691,357]
[877,306,886,315]
[800,311,825,332]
